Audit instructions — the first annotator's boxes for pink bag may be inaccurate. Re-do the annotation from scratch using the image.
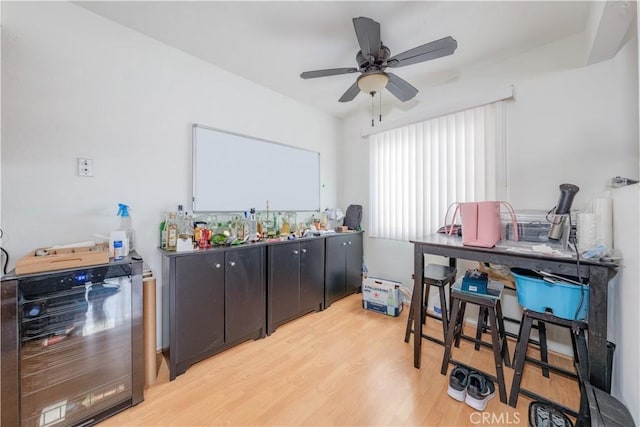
[446,201,518,248]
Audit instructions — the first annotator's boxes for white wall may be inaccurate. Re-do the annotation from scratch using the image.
[341,28,639,419]
[1,2,341,344]
[610,184,639,424]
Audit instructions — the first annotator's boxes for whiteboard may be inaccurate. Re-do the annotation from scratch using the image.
[192,124,320,212]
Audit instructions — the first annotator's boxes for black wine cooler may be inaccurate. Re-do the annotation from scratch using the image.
[1,257,144,426]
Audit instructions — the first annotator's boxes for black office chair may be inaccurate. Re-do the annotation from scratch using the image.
[343,205,362,230]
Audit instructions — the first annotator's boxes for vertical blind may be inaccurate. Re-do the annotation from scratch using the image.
[369,101,505,241]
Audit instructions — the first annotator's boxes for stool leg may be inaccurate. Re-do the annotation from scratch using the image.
[572,327,589,385]
[474,307,487,351]
[509,314,534,407]
[488,308,507,404]
[454,302,467,348]
[404,295,415,343]
[495,300,511,368]
[438,285,449,340]
[423,283,431,324]
[446,279,454,320]
[441,296,461,375]
[538,320,550,378]
[573,327,590,425]
[512,312,526,366]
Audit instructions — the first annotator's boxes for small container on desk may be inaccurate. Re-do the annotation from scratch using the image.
[461,269,489,294]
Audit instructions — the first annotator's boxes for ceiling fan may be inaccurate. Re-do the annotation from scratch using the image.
[300,17,458,103]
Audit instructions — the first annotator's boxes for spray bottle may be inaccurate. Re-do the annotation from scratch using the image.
[117,203,135,252]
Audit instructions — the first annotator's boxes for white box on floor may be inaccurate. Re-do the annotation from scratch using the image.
[362,277,403,317]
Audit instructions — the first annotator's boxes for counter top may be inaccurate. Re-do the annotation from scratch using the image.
[159,230,363,257]
[411,234,618,268]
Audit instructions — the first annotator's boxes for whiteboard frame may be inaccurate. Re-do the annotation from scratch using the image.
[192,124,321,213]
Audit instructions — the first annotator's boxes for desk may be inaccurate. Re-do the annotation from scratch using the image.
[410,234,618,391]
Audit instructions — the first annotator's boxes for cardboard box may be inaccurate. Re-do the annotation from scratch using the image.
[362,277,404,317]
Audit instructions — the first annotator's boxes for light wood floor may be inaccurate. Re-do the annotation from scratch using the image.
[100,294,580,426]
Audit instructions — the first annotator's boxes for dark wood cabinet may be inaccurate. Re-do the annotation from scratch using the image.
[299,238,325,313]
[267,238,324,334]
[164,247,265,380]
[162,232,362,380]
[174,252,224,366]
[225,247,265,343]
[324,233,363,307]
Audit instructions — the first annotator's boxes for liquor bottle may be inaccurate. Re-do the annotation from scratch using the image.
[248,208,258,241]
[176,205,185,236]
[160,213,168,249]
[167,212,178,251]
[180,211,194,242]
[280,214,290,235]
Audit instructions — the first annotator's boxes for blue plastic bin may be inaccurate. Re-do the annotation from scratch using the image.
[511,268,589,320]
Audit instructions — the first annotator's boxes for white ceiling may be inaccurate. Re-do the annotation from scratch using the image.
[76,1,592,119]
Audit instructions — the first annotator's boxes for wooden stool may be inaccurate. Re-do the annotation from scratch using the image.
[509,309,588,418]
[404,264,457,346]
[475,286,552,378]
[441,280,511,404]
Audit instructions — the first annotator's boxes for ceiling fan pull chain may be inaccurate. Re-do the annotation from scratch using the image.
[379,90,382,123]
[371,92,375,127]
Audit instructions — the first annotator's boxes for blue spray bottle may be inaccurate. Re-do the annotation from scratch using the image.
[117,203,135,252]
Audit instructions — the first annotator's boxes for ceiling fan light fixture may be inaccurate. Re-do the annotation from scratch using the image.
[357,72,389,94]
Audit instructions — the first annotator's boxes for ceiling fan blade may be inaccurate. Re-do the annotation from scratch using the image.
[353,17,381,59]
[387,36,458,68]
[339,81,360,103]
[385,73,418,102]
[300,68,359,79]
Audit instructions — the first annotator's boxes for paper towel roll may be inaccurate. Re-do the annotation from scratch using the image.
[592,197,613,250]
[577,212,596,252]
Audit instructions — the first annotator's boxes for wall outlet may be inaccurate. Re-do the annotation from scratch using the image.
[78,158,93,177]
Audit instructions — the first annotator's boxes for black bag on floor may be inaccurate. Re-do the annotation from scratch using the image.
[343,205,363,230]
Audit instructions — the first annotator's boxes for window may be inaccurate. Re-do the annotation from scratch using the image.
[369,101,506,241]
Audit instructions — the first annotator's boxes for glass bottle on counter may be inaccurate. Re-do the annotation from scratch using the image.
[166,212,178,251]
[256,213,264,237]
[248,208,258,241]
[280,213,290,235]
[160,213,168,249]
[177,205,185,230]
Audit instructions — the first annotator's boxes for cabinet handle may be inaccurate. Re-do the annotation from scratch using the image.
[342,242,347,246]
[348,241,352,245]
[293,250,299,255]
[229,261,236,267]
[301,249,307,253]
[215,263,221,269]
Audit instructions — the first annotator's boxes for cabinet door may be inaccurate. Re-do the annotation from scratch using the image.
[300,238,325,312]
[345,233,363,294]
[225,247,265,343]
[174,253,224,365]
[268,243,300,332]
[325,236,347,307]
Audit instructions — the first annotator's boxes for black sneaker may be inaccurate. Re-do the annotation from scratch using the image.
[465,371,496,411]
[529,402,574,427]
[447,366,469,401]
